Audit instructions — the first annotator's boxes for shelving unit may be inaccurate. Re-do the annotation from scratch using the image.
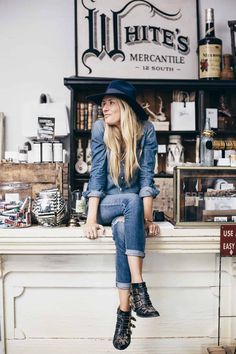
[64,77,236,193]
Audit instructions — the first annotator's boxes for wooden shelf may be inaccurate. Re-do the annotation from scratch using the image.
[65,76,236,191]
[74,130,91,137]
[64,76,236,90]
[156,130,200,135]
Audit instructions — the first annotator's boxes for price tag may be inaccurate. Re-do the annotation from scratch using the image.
[220,225,236,257]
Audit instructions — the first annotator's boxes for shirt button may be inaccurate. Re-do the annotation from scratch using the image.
[120,188,122,191]
[121,177,124,180]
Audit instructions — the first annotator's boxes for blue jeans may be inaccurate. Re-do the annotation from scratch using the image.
[97,193,146,289]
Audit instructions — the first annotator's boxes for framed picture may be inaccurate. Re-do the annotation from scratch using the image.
[75,0,199,79]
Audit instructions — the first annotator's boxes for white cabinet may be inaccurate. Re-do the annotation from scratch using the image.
[0,225,235,354]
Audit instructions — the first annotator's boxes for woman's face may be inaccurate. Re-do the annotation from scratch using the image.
[101,96,121,126]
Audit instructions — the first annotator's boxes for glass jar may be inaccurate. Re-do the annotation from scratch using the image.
[70,189,86,221]
[0,182,32,228]
[32,188,67,227]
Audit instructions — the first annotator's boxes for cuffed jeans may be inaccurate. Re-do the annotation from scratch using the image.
[97,193,146,289]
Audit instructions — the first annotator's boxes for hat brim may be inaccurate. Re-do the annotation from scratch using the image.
[87,92,148,121]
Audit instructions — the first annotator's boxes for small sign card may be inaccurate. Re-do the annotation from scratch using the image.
[37,117,55,140]
[220,225,236,257]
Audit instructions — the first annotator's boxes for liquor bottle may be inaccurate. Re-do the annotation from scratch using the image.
[70,189,87,223]
[200,117,214,166]
[199,8,222,80]
[87,103,93,130]
[75,139,88,174]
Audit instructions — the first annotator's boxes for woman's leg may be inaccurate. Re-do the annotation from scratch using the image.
[111,217,136,350]
[98,193,146,258]
[111,217,131,295]
[118,288,130,312]
[128,256,143,283]
[98,194,159,319]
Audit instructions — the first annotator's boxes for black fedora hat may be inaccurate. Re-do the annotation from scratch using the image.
[87,80,148,121]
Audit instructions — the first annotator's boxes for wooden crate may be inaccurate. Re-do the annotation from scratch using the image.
[0,163,69,200]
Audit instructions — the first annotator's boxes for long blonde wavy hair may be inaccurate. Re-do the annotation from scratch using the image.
[104,98,144,186]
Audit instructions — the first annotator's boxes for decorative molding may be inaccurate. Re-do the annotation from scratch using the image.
[13,286,25,298]
[231,257,236,276]
[0,235,220,255]
[0,223,221,254]
[14,328,26,340]
[0,256,3,279]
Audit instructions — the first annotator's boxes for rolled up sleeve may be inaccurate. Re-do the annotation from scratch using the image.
[139,123,159,198]
[83,120,107,199]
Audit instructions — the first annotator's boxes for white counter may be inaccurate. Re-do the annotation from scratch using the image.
[0,221,220,254]
[1,223,235,354]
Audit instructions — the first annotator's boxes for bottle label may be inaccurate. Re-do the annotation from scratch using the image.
[199,44,222,78]
[75,199,86,213]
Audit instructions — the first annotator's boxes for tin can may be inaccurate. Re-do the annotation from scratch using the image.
[53,142,63,162]
[42,142,53,162]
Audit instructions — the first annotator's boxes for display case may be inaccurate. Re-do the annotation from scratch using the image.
[173,166,236,227]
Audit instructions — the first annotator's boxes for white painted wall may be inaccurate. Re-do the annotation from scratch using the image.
[198,0,236,53]
[0,0,235,151]
[0,0,74,151]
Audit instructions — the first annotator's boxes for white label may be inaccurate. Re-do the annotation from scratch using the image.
[199,43,222,78]
[5,193,20,203]
[214,217,228,222]
[75,199,86,214]
[158,145,167,154]
[206,108,218,128]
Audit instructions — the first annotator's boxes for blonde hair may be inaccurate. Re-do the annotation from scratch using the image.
[104,99,144,186]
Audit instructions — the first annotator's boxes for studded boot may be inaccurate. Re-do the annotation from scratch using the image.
[113,307,136,350]
[130,282,160,318]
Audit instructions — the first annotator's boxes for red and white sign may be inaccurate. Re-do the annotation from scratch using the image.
[220,225,236,257]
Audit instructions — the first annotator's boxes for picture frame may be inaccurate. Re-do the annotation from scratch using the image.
[74,0,199,79]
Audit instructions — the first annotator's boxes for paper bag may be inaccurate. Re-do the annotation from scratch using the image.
[171,101,195,131]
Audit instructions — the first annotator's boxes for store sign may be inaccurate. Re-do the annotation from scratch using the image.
[76,0,198,79]
[220,225,236,257]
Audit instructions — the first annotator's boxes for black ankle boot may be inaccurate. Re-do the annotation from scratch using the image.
[113,307,136,350]
[130,282,160,318]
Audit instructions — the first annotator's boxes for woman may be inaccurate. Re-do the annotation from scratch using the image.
[84,80,160,350]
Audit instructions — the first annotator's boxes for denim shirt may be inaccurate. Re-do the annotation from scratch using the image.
[83,119,159,199]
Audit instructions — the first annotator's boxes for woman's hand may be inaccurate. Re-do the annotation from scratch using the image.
[144,220,160,237]
[83,222,105,239]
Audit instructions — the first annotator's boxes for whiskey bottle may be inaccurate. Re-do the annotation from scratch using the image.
[199,8,222,80]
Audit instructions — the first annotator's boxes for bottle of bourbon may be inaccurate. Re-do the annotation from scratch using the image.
[199,8,222,80]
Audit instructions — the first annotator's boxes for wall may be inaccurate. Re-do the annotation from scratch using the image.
[0,0,235,151]
[0,0,74,152]
[199,0,235,53]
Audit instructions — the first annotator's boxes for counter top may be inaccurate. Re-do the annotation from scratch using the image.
[0,222,220,255]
